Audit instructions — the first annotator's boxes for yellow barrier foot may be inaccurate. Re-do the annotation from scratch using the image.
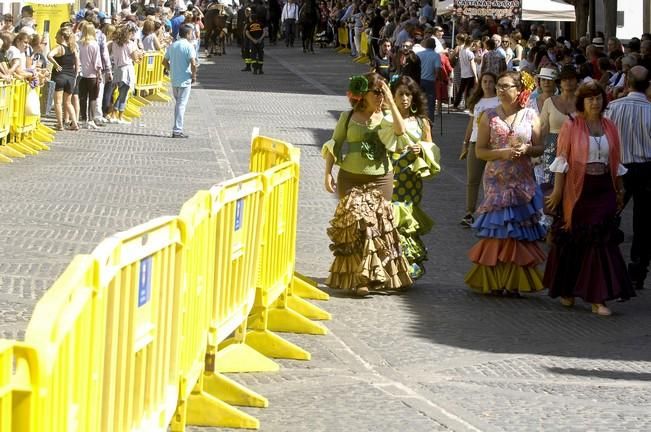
[37,123,56,135]
[245,329,311,360]
[34,129,54,143]
[133,95,152,106]
[287,295,332,321]
[8,141,37,155]
[203,372,268,408]
[0,153,11,163]
[24,137,49,151]
[146,91,172,103]
[292,273,330,300]
[20,138,42,152]
[187,390,260,429]
[264,307,328,335]
[214,342,279,373]
[0,145,25,158]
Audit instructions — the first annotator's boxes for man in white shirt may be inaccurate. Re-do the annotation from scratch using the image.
[605,66,651,290]
[281,0,299,47]
[453,37,477,109]
[433,26,445,53]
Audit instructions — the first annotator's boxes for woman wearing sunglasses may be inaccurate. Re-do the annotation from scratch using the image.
[465,71,547,297]
[322,72,415,296]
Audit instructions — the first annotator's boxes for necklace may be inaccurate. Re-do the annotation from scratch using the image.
[501,107,520,135]
[594,134,603,160]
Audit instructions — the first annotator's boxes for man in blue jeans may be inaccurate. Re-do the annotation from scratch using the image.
[163,24,197,138]
[416,37,441,122]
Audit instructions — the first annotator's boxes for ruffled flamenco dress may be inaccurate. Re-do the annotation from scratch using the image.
[465,185,548,294]
[322,117,413,293]
[391,140,441,279]
[326,184,413,291]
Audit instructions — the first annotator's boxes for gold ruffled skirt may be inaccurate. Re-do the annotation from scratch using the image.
[326,183,413,292]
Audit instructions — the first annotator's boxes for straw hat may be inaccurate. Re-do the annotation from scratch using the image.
[591,37,605,48]
[537,67,558,81]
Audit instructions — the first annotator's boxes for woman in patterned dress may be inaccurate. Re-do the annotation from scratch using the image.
[322,73,414,296]
[465,71,547,296]
[389,76,441,279]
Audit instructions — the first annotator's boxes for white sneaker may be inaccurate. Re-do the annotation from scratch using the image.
[116,119,131,125]
[86,121,98,129]
[107,117,118,124]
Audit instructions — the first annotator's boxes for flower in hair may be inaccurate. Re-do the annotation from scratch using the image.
[520,71,536,92]
[348,75,369,95]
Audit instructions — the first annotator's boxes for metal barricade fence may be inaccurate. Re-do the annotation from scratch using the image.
[246,160,328,362]
[172,190,267,431]
[206,174,278,375]
[22,255,104,431]
[0,82,14,163]
[0,339,38,431]
[355,31,370,64]
[9,81,47,156]
[91,217,183,432]
[249,133,331,302]
[337,26,350,53]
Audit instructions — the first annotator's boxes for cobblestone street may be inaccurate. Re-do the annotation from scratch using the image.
[0,43,649,431]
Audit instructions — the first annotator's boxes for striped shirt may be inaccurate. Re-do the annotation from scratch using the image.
[605,92,651,164]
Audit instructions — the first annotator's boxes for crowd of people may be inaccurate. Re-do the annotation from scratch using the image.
[0,2,201,137]
[317,3,651,317]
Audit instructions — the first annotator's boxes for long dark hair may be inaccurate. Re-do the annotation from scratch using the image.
[391,75,427,120]
[466,72,497,111]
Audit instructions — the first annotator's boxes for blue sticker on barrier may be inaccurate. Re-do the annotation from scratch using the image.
[235,199,243,231]
[138,256,152,307]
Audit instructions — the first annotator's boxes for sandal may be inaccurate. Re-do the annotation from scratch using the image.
[592,304,612,316]
[354,286,369,297]
[560,297,575,307]
[67,123,80,131]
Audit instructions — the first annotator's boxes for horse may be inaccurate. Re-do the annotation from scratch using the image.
[299,0,319,53]
[204,3,232,56]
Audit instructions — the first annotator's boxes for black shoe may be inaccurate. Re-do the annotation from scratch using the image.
[241,66,251,72]
[253,68,258,75]
[460,214,474,228]
[258,69,264,74]
[172,132,189,138]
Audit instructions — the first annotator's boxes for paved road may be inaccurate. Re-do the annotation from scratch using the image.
[0,42,649,431]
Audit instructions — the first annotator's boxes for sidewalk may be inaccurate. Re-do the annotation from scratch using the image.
[0,43,649,431]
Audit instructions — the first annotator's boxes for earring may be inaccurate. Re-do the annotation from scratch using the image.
[410,105,417,114]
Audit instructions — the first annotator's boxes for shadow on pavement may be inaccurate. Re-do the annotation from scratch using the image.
[546,367,651,381]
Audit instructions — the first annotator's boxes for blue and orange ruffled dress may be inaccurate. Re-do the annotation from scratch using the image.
[464,108,547,294]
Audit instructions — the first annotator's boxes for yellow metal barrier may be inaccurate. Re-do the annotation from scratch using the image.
[246,160,329,362]
[337,27,350,53]
[9,81,48,156]
[0,82,15,162]
[250,133,331,302]
[206,174,279,375]
[0,339,38,432]
[355,31,370,64]
[91,217,183,431]
[171,190,267,431]
[22,255,104,431]
[134,51,172,104]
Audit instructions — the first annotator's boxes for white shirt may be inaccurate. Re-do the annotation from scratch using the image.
[459,47,475,79]
[469,96,499,142]
[282,2,299,21]
[549,135,628,175]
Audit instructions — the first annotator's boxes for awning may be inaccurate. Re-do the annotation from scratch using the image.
[438,0,575,22]
[521,0,575,21]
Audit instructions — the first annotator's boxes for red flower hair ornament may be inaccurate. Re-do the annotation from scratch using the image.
[516,71,536,108]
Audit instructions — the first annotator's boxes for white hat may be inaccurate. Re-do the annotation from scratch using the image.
[537,67,558,81]
[591,37,604,48]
